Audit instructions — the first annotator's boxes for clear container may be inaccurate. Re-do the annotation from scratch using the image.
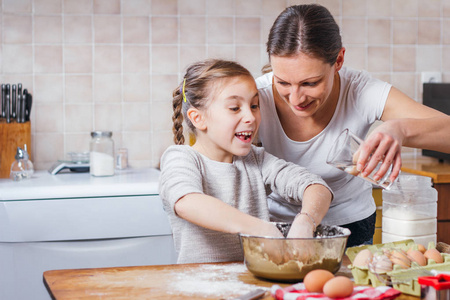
[10,146,34,181]
[382,174,437,245]
[89,131,114,177]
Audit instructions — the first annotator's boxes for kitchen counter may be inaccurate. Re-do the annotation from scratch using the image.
[0,168,160,201]
[401,156,450,244]
[43,256,419,300]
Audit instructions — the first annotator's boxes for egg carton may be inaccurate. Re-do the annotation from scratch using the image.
[346,239,450,296]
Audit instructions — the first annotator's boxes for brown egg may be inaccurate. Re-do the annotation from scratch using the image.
[304,269,334,293]
[352,249,373,268]
[373,254,393,273]
[390,249,411,269]
[424,248,444,264]
[323,276,354,298]
[417,244,427,254]
[407,249,427,266]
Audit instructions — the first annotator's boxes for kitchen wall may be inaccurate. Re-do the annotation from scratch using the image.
[1,0,450,170]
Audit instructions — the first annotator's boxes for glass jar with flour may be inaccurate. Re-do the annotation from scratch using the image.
[90,131,115,176]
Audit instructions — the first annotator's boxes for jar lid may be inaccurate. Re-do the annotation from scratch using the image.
[91,131,113,138]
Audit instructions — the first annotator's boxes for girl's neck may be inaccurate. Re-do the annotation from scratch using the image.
[191,140,234,164]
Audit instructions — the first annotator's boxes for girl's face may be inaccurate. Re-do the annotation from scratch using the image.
[193,76,260,163]
[270,50,343,118]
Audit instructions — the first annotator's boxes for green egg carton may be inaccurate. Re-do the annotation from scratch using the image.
[346,239,450,296]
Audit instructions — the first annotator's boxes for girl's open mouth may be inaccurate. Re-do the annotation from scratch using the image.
[235,131,253,141]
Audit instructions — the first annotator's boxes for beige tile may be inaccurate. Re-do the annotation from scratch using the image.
[152,0,177,15]
[317,0,342,16]
[444,20,450,44]
[94,0,120,14]
[64,16,93,44]
[64,45,93,73]
[343,0,366,16]
[34,75,64,103]
[35,0,62,14]
[94,45,122,73]
[64,133,91,153]
[34,133,65,164]
[393,46,415,71]
[443,46,450,72]
[367,0,392,17]
[94,103,122,131]
[35,103,64,132]
[35,16,62,44]
[418,20,441,44]
[151,100,172,132]
[151,17,177,44]
[64,0,93,14]
[445,1,450,17]
[123,16,149,44]
[236,0,261,15]
[65,104,93,132]
[391,73,416,99]
[443,72,450,82]
[35,46,63,73]
[94,15,121,43]
[65,75,93,103]
[151,74,178,101]
[207,17,234,44]
[236,45,262,76]
[207,45,235,61]
[393,0,418,17]
[343,46,366,70]
[416,46,441,72]
[93,74,122,103]
[123,73,150,102]
[393,20,417,44]
[261,15,277,45]
[418,0,440,17]
[151,45,178,74]
[368,47,391,73]
[152,130,173,166]
[3,14,32,44]
[180,45,207,72]
[178,0,206,15]
[123,131,152,162]
[342,18,367,44]
[123,46,149,73]
[207,0,235,15]
[3,45,32,73]
[0,75,33,95]
[122,0,152,15]
[123,102,151,131]
[236,18,260,44]
[261,0,285,16]
[368,19,391,45]
[180,17,206,44]
[3,0,31,13]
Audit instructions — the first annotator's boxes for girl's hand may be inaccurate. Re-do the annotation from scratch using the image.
[356,122,403,184]
[287,213,315,239]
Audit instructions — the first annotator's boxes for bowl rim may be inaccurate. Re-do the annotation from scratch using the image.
[239,224,351,240]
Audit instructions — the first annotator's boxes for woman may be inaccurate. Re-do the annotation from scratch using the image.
[256,4,450,247]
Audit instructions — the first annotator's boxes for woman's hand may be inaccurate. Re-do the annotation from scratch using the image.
[356,121,404,183]
[287,213,315,239]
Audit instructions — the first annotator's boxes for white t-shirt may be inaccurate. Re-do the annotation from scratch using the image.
[256,67,392,225]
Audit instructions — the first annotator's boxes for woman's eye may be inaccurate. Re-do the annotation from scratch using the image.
[277,81,289,87]
[251,104,259,110]
[303,82,317,87]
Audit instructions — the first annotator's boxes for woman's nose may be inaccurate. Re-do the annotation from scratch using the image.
[288,86,302,104]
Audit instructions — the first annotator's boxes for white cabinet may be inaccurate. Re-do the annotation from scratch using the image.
[0,169,177,300]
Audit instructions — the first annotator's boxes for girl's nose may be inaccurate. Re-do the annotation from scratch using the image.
[243,108,256,123]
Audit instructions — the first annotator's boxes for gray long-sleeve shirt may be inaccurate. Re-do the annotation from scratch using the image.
[159,144,330,263]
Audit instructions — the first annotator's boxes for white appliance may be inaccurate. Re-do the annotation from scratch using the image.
[0,168,177,300]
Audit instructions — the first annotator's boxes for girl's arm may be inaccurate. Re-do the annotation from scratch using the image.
[356,87,450,182]
[174,193,284,238]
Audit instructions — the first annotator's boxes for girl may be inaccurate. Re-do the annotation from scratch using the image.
[159,59,333,264]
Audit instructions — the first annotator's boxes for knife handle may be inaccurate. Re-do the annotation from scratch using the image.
[5,94,10,123]
[1,84,5,118]
[16,94,22,123]
[11,84,16,119]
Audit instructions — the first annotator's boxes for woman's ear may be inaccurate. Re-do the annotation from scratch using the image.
[187,108,207,130]
[334,47,345,72]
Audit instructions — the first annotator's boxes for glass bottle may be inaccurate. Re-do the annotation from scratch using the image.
[10,146,34,181]
[90,131,115,177]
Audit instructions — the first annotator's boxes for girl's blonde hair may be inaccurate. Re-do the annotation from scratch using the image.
[172,59,253,145]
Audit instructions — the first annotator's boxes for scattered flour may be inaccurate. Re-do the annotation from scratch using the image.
[167,263,268,299]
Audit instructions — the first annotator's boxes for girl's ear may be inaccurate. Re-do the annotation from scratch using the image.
[187,108,207,130]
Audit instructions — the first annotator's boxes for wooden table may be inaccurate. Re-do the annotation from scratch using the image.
[43,256,419,300]
[402,156,450,243]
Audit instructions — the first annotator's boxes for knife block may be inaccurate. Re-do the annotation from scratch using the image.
[0,120,32,178]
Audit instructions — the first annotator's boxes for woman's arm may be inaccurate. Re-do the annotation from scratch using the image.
[174,193,284,238]
[356,87,450,182]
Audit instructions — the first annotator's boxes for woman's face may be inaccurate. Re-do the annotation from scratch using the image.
[270,51,342,118]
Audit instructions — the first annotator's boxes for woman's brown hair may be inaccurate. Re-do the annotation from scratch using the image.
[172,59,253,145]
[265,4,342,68]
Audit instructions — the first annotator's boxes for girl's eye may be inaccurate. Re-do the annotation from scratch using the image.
[230,107,240,112]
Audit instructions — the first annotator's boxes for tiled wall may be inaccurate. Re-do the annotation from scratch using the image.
[1,0,450,170]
